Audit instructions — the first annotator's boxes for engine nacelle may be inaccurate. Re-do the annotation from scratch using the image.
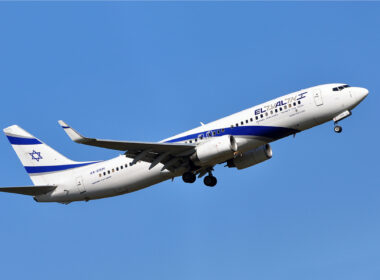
[191,135,238,166]
[227,144,272,170]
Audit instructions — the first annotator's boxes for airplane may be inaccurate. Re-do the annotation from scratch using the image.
[0,83,368,204]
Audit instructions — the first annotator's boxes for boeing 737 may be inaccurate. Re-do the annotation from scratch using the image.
[0,83,368,203]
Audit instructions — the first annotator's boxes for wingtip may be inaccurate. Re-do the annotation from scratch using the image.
[58,120,70,129]
[58,121,85,143]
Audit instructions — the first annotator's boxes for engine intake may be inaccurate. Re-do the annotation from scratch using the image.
[191,135,238,166]
[227,144,272,170]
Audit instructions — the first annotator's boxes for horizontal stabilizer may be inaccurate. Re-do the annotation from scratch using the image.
[0,186,56,196]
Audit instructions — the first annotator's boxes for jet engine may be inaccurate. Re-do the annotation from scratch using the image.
[191,135,238,166]
[227,144,272,170]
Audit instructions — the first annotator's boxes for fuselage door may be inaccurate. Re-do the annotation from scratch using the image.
[313,89,323,106]
[76,176,86,194]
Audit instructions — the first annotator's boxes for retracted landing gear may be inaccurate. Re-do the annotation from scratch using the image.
[204,172,217,187]
[182,172,196,183]
[334,125,342,133]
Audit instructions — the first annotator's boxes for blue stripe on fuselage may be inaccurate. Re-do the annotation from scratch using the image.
[165,125,299,143]
[24,162,98,174]
[6,136,42,145]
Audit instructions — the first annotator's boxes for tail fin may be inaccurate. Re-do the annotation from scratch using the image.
[3,125,96,185]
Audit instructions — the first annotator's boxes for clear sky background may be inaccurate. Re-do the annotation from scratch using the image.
[0,2,379,280]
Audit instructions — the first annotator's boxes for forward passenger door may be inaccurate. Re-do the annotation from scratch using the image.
[313,89,323,106]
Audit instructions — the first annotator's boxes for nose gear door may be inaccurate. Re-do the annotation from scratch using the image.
[313,89,323,106]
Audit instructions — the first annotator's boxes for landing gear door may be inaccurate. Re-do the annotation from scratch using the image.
[76,176,86,194]
[313,89,323,106]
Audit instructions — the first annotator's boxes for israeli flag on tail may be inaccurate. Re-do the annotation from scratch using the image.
[3,125,97,186]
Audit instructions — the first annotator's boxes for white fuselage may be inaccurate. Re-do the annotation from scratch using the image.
[35,83,368,203]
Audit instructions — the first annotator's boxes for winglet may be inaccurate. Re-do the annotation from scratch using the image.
[58,120,88,143]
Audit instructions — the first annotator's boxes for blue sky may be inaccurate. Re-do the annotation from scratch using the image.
[0,2,379,279]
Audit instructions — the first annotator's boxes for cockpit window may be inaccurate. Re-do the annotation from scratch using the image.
[333,85,350,91]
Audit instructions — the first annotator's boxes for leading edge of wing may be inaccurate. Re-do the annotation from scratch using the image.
[58,120,196,153]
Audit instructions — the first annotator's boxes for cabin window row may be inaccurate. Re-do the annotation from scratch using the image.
[231,100,302,127]
[98,162,133,177]
[184,100,303,143]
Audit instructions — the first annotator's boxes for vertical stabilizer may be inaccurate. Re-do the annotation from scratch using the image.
[3,125,96,185]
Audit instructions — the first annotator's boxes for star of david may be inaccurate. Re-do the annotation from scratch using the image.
[29,150,43,162]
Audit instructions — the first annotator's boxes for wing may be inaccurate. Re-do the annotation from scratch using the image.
[58,120,194,153]
[58,120,197,171]
[0,186,56,196]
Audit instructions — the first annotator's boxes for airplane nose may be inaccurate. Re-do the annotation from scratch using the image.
[362,88,369,98]
[350,87,369,108]
[357,87,369,101]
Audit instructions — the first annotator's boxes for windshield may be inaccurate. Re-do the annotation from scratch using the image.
[333,85,350,91]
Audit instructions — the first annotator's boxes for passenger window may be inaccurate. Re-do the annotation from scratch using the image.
[270,111,273,114]
[280,107,283,111]
[99,173,102,177]
[284,105,287,109]
[116,167,119,171]
[217,130,220,134]
[222,128,225,132]
[255,116,258,120]
[275,109,278,113]
[260,114,263,118]
[236,123,239,127]
[125,164,128,168]
[108,170,110,174]
[288,104,292,108]
[241,121,244,125]
[298,101,301,104]
[212,131,216,136]
[293,102,296,106]
[112,169,115,173]
[190,140,192,143]
[121,166,123,169]
[245,120,248,124]
[265,112,268,116]
[130,163,133,166]
[103,172,106,176]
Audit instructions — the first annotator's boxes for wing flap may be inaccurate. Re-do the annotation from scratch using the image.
[0,186,56,196]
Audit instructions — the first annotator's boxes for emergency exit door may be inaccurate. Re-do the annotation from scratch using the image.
[76,176,86,194]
